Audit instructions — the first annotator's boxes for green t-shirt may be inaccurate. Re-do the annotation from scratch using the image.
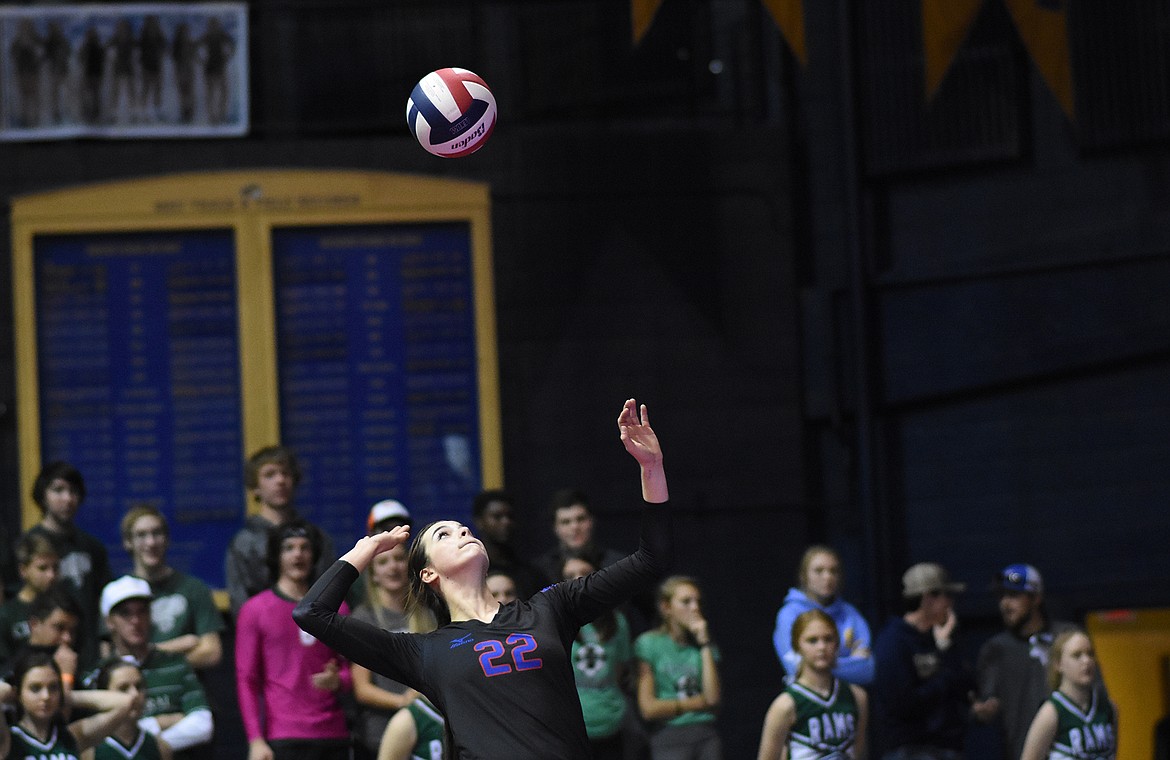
[0,596,33,663]
[147,570,225,644]
[407,697,446,760]
[571,611,631,739]
[633,630,719,727]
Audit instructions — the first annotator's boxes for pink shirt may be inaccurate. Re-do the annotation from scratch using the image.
[235,588,352,742]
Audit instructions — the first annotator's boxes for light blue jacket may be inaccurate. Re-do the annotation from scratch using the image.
[772,587,875,685]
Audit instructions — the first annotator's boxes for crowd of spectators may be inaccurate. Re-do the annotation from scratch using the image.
[0,450,1117,760]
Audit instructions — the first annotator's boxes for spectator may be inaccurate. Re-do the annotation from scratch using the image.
[379,695,445,760]
[484,569,518,605]
[91,659,173,760]
[23,461,111,668]
[971,564,1081,760]
[0,533,59,663]
[3,587,81,696]
[351,502,430,760]
[368,500,412,536]
[350,499,416,608]
[225,445,335,615]
[872,562,973,760]
[5,650,135,758]
[236,520,352,760]
[1019,629,1117,760]
[563,550,634,760]
[535,489,626,583]
[635,575,722,760]
[119,505,224,670]
[85,576,214,759]
[773,545,874,686]
[757,608,868,760]
[470,489,548,598]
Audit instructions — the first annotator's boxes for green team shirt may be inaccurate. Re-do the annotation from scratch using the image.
[94,729,166,760]
[0,596,33,663]
[1048,689,1116,760]
[571,611,631,739]
[633,630,719,727]
[11,721,81,760]
[407,697,446,760]
[147,570,225,644]
[84,647,210,717]
[786,678,859,760]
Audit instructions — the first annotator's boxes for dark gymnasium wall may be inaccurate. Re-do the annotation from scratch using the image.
[1,0,1169,756]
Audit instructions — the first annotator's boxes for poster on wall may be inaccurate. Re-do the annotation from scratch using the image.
[0,3,247,141]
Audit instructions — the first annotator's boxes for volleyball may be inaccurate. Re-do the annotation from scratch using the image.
[406,68,497,158]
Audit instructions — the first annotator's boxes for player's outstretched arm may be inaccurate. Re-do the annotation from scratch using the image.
[618,398,668,504]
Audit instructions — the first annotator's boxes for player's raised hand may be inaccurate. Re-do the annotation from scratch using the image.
[618,398,662,466]
[340,523,411,572]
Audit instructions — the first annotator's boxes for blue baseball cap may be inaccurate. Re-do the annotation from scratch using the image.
[996,563,1043,594]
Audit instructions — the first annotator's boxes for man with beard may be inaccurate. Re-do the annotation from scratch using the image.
[970,564,1080,760]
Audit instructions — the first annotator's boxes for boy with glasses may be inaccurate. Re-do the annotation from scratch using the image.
[120,504,224,670]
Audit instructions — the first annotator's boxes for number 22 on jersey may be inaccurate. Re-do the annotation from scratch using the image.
[476,633,543,676]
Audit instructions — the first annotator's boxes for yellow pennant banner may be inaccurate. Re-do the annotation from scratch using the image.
[922,0,1074,119]
[921,0,984,98]
[634,0,807,67]
[632,0,665,44]
[761,0,807,66]
[1003,0,1074,118]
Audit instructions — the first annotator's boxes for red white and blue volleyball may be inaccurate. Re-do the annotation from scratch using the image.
[406,68,496,158]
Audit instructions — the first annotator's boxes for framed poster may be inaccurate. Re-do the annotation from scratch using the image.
[0,3,248,141]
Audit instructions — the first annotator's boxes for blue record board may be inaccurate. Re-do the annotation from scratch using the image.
[33,229,243,584]
[11,171,500,594]
[272,224,483,539]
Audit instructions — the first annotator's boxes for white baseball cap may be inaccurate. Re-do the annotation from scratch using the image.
[367,499,412,533]
[101,575,153,617]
